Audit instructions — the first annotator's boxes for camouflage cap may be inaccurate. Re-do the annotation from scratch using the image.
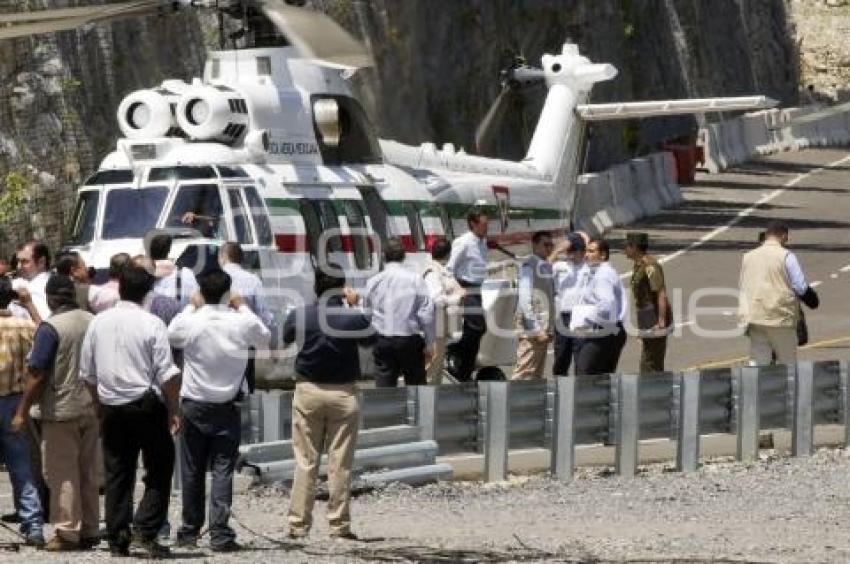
[625,232,649,246]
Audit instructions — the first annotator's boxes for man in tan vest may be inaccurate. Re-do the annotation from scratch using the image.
[13,275,98,551]
[739,221,817,366]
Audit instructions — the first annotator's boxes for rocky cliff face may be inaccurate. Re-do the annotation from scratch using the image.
[790,0,850,101]
[0,0,799,254]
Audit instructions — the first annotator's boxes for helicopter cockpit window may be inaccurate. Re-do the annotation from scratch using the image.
[102,187,168,240]
[216,165,249,178]
[148,166,217,182]
[166,184,225,239]
[67,190,100,245]
[342,200,372,271]
[403,202,426,251]
[84,169,133,186]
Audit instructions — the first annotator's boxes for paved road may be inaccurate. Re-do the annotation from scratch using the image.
[558,147,850,374]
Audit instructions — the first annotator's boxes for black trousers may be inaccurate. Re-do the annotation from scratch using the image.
[553,312,575,376]
[374,335,427,387]
[178,399,240,548]
[446,290,486,382]
[102,394,174,546]
[574,324,628,376]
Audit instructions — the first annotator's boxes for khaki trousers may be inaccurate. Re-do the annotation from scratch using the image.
[288,381,359,536]
[512,336,549,380]
[748,324,797,367]
[41,413,100,542]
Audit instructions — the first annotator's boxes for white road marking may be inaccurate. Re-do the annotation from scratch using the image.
[810,280,823,288]
[840,265,850,273]
[618,153,850,279]
[675,320,696,328]
[831,273,839,279]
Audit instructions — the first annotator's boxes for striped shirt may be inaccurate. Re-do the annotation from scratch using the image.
[0,312,36,396]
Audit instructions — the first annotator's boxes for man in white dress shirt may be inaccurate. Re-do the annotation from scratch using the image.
[14,240,51,320]
[80,263,181,558]
[218,242,275,392]
[364,238,435,387]
[147,232,198,307]
[550,232,589,375]
[445,208,490,381]
[512,231,555,380]
[573,239,629,376]
[168,268,270,552]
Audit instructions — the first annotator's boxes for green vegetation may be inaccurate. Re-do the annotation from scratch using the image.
[0,170,29,223]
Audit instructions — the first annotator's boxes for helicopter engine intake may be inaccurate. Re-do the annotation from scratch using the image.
[176,85,251,144]
[117,89,180,139]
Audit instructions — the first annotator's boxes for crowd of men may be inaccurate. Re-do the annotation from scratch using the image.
[0,210,819,555]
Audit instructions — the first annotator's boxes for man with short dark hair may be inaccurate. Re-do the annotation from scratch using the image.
[80,263,181,558]
[13,275,98,551]
[283,265,374,540]
[90,253,130,313]
[625,232,671,373]
[0,277,45,547]
[54,251,93,312]
[364,238,435,387]
[147,232,198,306]
[167,268,269,552]
[739,221,816,366]
[551,232,589,375]
[445,208,490,381]
[14,240,51,319]
[512,231,555,380]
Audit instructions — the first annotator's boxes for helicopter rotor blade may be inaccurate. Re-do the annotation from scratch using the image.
[475,86,515,155]
[258,0,373,68]
[0,0,162,40]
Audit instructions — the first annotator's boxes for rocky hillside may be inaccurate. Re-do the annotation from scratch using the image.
[789,0,850,101]
[0,0,801,253]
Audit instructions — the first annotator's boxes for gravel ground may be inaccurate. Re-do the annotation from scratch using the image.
[2,448,850,562]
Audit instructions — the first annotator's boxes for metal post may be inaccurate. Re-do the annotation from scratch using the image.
[735,366,760,462]
[261,391,284,442]
[676,370,701,472]
[841,361,850,447]
[551,376,577,480]
[414,386,438,442]
[482,381,510,482]
[792,361,814,457]
[616,374,639,477]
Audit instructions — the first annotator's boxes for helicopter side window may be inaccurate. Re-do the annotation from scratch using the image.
[243,186,273,246]
[316,200,343,253]
[298,200,322,257]
[102,187,169,240]
[227,189,254,245]
[402,202,426,251]
[341,200,372,271]
[66,190,100,245]
[166,184,225,239]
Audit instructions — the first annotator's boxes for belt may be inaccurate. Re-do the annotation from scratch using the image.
[457,280,482,289]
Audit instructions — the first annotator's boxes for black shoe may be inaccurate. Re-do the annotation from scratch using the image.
[131,535,171,559]
[330,531,359,541]
[79,536,100,550]
[109,544,130,557]
[0,512,20,524]
[211,540,241,553]
[174,534,198,549]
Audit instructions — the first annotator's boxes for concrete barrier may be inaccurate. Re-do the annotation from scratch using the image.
[699,123,725,173]
[660,151,682,205]
[742,111,770,156]
[573,174,605,237]
[607,162,640,226]
[648,152,677,208]
[629,158,662,217]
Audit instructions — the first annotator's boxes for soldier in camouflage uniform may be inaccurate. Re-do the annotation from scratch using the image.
[625,232,672,373]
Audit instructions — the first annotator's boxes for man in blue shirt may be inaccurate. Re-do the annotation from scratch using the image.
[282,265,374,540]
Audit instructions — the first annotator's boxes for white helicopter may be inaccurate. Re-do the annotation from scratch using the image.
[1,0,778,381]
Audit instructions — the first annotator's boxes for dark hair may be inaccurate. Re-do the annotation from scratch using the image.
[54,251,81,277]
[45,274,78,310]
[118,263,155,304]
[0,277,15,309]
[590,239,610,261]
[765,221,789,238]
[531,230,552,245]
[314,263,346,297]
[198,268,231,305]
[148,233,172,261]
[22,240,50,269]
[384,237,406,263]
[466,207,488,229]
[109,253,131,279]
[220,241,244,265]
[431,238,451,261]
[757,231,766,244]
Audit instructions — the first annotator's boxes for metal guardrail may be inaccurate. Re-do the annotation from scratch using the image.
[239,359,850,483]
